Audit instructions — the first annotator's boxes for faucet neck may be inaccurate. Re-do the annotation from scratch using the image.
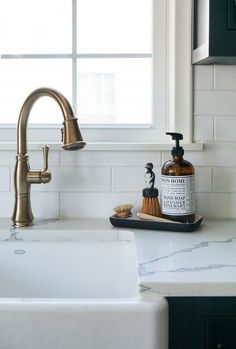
[17,87,75,154]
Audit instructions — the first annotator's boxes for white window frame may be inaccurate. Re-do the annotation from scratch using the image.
[0,0,193,146]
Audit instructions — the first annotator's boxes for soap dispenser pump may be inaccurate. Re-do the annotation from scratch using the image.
[160,132,195,223]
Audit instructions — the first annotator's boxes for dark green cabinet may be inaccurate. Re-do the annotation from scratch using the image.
[206,316,236,349]
[167,297,236,349]
[193,0,236,64]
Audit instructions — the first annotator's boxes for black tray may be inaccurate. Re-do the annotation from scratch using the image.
[109,214,203,233]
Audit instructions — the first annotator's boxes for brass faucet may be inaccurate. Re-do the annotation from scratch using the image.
[12,87,86,227]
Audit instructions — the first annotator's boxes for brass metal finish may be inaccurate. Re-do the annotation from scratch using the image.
[12,87,86,227]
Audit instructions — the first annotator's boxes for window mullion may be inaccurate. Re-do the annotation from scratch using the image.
[1,54,72,59]
[76,53,152,58]
[72,0,77,115]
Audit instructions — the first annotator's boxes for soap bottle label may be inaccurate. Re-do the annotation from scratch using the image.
[160,175,195,215]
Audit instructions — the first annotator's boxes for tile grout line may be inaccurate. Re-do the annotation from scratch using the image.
[110,167,113,192]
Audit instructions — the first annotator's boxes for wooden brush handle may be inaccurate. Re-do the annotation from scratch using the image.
[137,212,181,224]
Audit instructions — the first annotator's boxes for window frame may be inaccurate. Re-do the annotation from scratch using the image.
[0,0,193,145]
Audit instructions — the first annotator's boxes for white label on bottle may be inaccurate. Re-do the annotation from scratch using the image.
[160,175,195,215]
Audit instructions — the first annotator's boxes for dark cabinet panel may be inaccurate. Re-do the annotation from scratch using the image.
[168,297,236,349]
[227,0,236,30]
[193,0,236,64]
[206,316,236,349]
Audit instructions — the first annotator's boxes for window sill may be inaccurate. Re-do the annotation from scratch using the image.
[0,141,204,152]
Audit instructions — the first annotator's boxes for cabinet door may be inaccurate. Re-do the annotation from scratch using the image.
[168,298,236,349]
[206,316,236,349]
[228,0,236,30]
[193,0,236,63]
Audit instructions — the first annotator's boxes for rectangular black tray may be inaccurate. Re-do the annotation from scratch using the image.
[109,214,203,233]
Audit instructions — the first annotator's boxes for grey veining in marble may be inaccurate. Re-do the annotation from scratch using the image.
[139,236,236,268]
[138,235,236,277]
[163,264,236,273]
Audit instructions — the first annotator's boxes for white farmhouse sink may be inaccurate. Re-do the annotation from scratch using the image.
[0,229,138,299]
[0,229,168,349]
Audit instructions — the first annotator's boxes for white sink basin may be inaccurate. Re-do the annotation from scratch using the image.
[0,229,138,299]
[0,228,168,349]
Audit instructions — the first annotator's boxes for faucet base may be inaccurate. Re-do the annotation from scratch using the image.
[12,194,34,227]
[13,221,34,228]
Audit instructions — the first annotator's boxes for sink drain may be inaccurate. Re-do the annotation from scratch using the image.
[14,249,26,255]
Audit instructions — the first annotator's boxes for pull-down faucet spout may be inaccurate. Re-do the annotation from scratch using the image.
[12,87,86,227]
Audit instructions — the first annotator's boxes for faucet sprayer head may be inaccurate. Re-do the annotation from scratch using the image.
[61,117,86,150]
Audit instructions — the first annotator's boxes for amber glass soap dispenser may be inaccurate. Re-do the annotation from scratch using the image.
[161,132,195,223]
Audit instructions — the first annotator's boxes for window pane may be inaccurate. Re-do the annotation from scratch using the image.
[77,58,152,124]
[77,0,152,53]
[0,60,72,123]
[1,0,71,54]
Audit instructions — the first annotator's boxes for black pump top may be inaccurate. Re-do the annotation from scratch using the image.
[166,132,184,156]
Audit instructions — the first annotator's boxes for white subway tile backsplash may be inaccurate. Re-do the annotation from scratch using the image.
[0,192,14,217]
[112,167,144,192]
[194,66,214,90]
[31,167,110,192]
[195,193,236,218]
[195,91,236,115]
[0,192,59,219]
[31,192,59,218]
[60,192,141,218]
[112,166,211,194]
[0,152,16,166]
[28,150,60,167]
[162,142,236,167]
[0,167,10,191]
[60,150,161,167]
[0,192,58,220]
[214,116,236,141]
[194,116,214,141]
[213,167,236,193]
[112,166,161,192]
[214,65,236,90]
[195,167,212,193]
[0,150,60,167]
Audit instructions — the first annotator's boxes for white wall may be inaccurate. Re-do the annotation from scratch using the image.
[1,65,236,220]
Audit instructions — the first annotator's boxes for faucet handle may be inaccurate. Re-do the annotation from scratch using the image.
[42,145,49,171]
[41,145,51,184]
[27,145,51,184]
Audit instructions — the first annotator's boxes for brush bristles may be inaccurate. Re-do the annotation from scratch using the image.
[141,197,161,217]
[113,204,134,218]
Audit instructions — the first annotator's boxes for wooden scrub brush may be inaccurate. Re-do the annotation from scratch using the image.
[140,163,161,217]
[113,204,134,218]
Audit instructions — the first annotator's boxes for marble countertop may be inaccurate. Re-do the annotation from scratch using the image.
[134,218,236,297]
[0,217,235,297]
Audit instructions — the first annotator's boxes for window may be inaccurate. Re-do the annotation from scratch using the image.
[0,0,192,143]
